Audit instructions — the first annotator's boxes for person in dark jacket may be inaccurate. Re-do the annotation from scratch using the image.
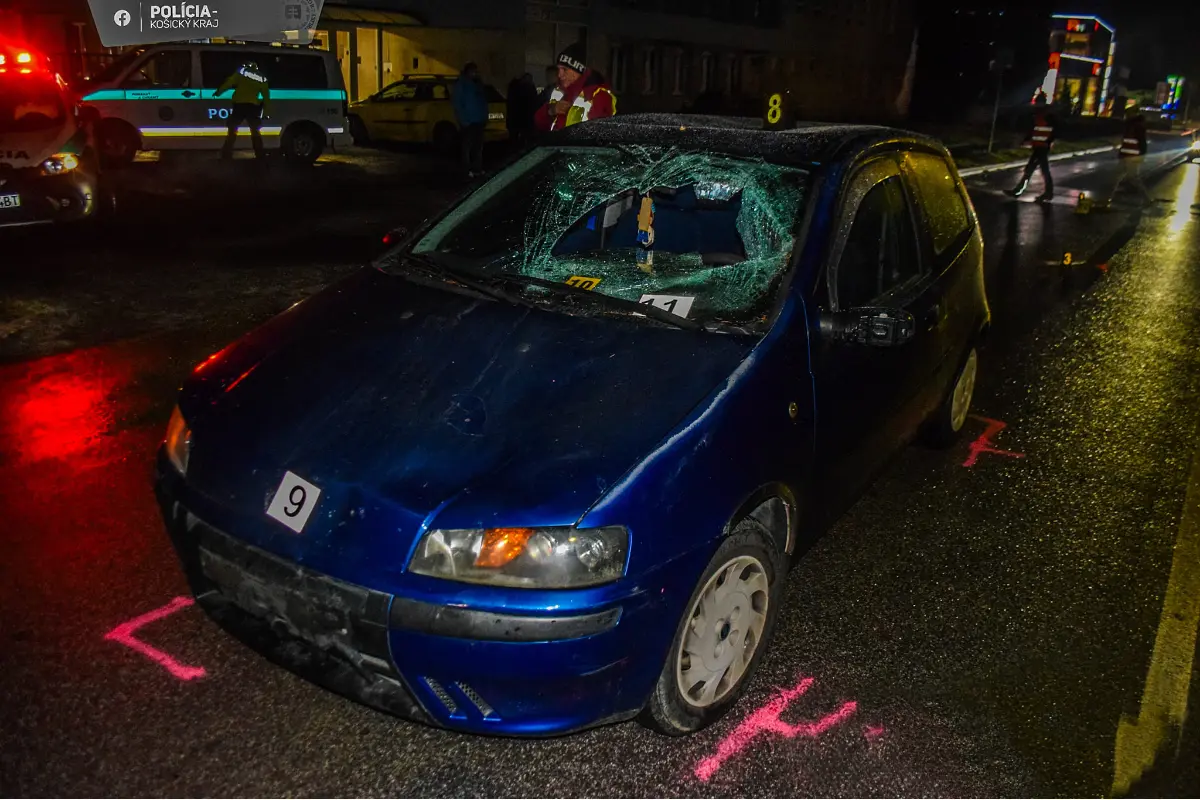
[452,62,489,177]
[505,73,539,149]
[534,44,616,132]
[1105,112,1151,207]
[1010,92,1055,202]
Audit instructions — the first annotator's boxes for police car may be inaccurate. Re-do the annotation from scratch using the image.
[0,42,107,228]
[79,42,350,165]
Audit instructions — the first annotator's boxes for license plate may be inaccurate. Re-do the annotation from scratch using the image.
[488,112,504,121]
[266,470,322,533]
[0,194,20,209]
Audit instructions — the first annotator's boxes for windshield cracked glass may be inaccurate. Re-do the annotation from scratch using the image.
[408,145,810,326]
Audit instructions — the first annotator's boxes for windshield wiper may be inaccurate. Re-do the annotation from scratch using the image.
[398,254,536,309]
[493,272,702,331]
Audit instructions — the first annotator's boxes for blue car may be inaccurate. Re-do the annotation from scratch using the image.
[156,115,989,737]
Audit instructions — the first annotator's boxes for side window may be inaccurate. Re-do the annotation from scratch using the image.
[378,82,415,100]
[835,176,922,309]
[124,50,192,88]
[260,54,328,89]
[432,84,448,100]
[200,51,246,87]
[904,152,972,257]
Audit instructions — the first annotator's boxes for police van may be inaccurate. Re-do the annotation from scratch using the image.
[80,42,350,164]
[0,43,107,228]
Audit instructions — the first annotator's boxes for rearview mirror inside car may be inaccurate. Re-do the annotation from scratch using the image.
[820,307,915,347]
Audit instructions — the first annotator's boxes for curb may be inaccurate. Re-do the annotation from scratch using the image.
[957,145,1116,177]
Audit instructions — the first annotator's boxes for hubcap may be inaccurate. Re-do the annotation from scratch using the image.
[950,348,978,432]
[676,555,770,709]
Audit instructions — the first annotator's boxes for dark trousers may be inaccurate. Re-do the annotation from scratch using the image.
[220,103,265,160]
[1015,148,1053,196]
[461,123,484,173]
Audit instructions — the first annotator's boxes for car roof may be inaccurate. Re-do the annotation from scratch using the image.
[552,114,946,168]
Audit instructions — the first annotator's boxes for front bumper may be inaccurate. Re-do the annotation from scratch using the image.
[156,476,698,736]
[0,166,98,228]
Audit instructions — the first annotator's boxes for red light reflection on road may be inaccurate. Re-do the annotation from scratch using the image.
[104,596,207,681]
[962,415,1025,468]
[864,724,886,741]
[694,677,857,782]
[9,367,117,463]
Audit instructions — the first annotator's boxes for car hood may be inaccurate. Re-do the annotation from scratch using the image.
[0,122,72,167]
[180,268,753,569]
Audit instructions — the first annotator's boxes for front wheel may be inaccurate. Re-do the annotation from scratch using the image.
[640,521,786,736]
[924,346,978,448]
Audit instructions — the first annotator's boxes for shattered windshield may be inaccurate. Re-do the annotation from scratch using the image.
[408,146,809,326]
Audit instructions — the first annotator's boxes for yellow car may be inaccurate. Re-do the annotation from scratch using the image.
[348,74,507,150]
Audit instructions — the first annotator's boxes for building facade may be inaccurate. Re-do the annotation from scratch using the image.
[1040,13,1116,116]
[315,0,916,118]
[0,0,916,120]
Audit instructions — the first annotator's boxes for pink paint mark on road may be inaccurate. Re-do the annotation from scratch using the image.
[694,677,858,782]
[104,596,207,681]
[962,415,1026,468]
[863,724,886,741]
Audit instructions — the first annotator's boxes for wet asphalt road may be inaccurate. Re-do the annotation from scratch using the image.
[2,138,1200,797]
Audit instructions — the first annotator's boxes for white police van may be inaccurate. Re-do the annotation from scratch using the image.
[80,42,350,164]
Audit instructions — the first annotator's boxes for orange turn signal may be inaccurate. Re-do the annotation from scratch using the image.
[474,528,535,568]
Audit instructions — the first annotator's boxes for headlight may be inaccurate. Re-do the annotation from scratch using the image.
[164,406,191,475]
[40,153,80,176]
[408,526,629,588]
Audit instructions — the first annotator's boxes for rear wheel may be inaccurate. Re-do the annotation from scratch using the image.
[924,346,978,448]
[640,519,786,736]
[96,119,138,167]
[281,123,324,164]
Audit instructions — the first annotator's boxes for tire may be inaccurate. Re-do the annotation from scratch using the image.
[348,115,370,146]
[96,119,138,168]
[433,121,459,155]
[281,124,323,164]
[923,346,978,448]
[640,519,787,736]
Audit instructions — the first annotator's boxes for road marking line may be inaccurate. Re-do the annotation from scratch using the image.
[104,596,207,681]
[1112,438,1200,794]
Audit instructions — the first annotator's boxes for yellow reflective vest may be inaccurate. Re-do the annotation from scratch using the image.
[216,68,271,112]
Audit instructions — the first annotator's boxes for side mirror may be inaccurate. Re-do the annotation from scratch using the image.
[820,307,915,347]
[382,226,409,247]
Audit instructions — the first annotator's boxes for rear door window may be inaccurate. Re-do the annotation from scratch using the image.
[902,152,972,257]
[201,51,328,89]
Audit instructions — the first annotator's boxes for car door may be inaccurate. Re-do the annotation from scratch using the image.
[359,81,422,142]
[119,47,200,149]
[898,149,982,406]
[810,155,943,502]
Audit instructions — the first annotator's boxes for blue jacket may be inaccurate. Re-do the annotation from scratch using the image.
[452,75,489,127]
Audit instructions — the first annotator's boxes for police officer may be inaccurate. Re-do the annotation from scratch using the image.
[1105,112,1151,207]
[1010,91,1055,202]
[534,44,616,132]
[213,61,271,161]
